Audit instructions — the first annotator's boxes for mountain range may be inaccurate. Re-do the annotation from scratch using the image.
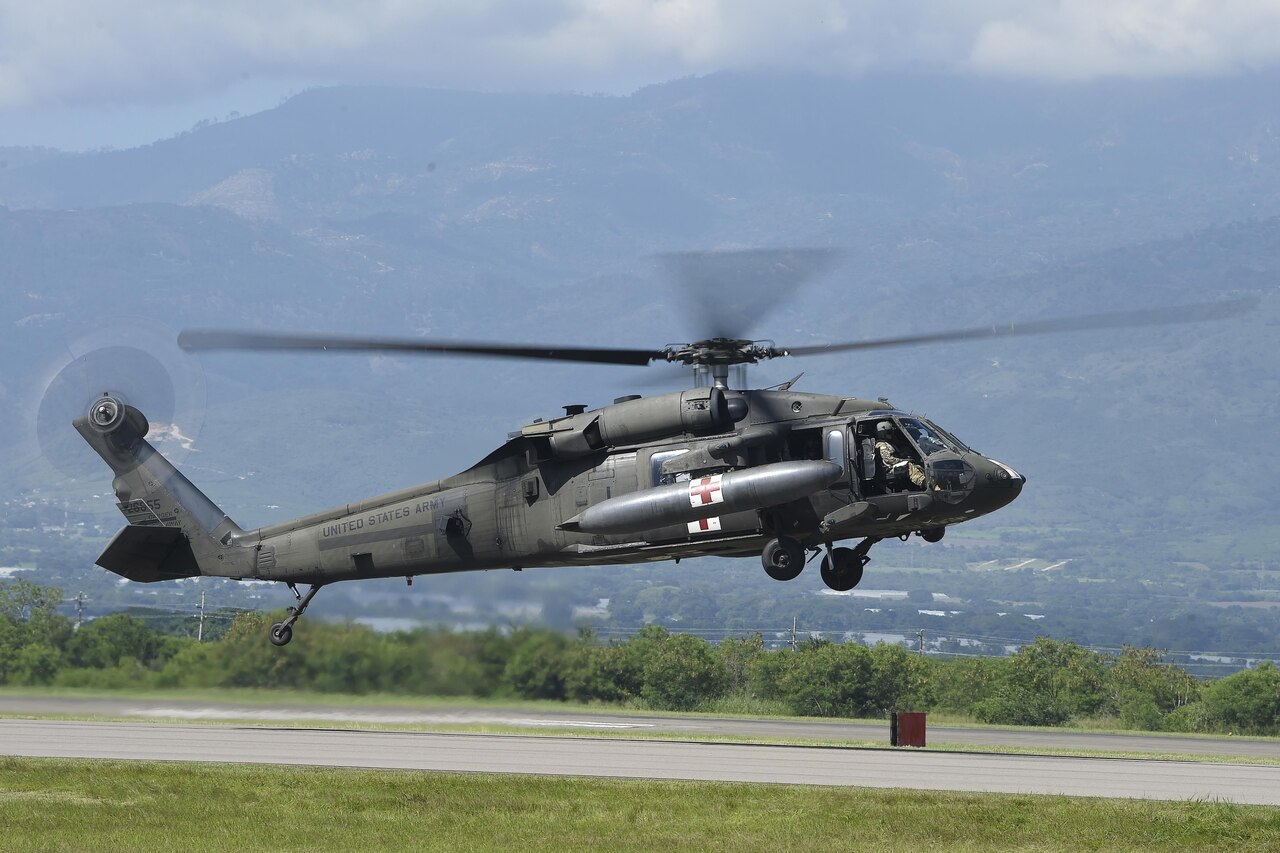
[2,71,1277,644]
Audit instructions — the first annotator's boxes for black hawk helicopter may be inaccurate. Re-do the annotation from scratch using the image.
[67,250,1250,645]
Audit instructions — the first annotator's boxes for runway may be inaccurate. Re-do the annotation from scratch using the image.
[3,718,1280,805]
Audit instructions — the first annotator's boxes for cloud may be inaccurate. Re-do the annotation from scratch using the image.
[2,1,1280,109]
[971,0,1280,79]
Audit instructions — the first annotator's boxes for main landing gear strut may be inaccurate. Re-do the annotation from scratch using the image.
[760,534,883,591]
[269,583,324,647]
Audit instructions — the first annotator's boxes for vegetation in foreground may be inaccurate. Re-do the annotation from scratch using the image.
[3,579,1279,736]
[2,758,1280,853]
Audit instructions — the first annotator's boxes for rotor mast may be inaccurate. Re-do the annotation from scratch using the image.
[693,363,733,389]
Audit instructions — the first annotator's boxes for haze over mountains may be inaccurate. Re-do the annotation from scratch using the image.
[2,71,1277,643]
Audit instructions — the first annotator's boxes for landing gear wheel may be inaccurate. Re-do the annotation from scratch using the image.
[268,622,293,646]
[266,583,325,646]
[762,536,806,581]
[820,547,865,592]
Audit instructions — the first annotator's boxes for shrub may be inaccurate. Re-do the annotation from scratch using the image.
[972,685,1070,726]
[1162,701,1215,734]
[9,643,63,686]
[1105,646,1199,717]
[776,642,876,718]
[1116,691,1164,731]
[1199,662,1280,735]
[503,629,570,700]
[640,633,726,711]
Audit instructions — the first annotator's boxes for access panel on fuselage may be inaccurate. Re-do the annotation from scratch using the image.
[550,452,641,545]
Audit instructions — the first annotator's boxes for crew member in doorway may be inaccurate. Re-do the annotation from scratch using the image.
[875,422,925,490]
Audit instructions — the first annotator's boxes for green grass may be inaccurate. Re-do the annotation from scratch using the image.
[0,685,792,719]
[0,684,594,712]
[0,685,880,726]
[2,758,1279,852]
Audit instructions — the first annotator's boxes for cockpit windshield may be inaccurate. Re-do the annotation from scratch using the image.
[921,417,967,450]
[899,417,963,456]
[925,419,971,452]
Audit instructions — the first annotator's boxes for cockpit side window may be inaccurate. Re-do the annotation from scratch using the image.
[857,417,927,495]
[824,428,846,479]
[650,449,689,486]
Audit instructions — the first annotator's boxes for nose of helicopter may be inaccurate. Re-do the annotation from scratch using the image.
[971,456,1025,512]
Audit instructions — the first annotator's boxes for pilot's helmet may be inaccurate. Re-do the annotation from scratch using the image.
[875,421,894,440]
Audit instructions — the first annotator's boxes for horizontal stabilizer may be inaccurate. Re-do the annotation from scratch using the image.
[96,524,201,583]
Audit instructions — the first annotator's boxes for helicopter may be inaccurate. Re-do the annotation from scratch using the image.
[68,250,1251,646]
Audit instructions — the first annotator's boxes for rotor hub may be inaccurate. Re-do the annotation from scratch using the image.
[663,338,780,367]
[90,396,122,429]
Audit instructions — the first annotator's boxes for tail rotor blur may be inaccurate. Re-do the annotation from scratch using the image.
[28,324,206,481]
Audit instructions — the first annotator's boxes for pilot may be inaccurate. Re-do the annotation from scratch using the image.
[875,422,925,490]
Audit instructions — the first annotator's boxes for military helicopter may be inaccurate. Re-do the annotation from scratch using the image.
[68,250,1250,645]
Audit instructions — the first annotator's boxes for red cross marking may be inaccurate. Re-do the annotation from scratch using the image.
[688,516,722,534]
[689,475,723,506]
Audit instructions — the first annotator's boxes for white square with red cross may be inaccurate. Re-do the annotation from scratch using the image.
[688,474,725,508]
[688,516,722,534]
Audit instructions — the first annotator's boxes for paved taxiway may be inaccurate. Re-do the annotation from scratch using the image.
[2,694,1278,759]
[3,719,1280,804]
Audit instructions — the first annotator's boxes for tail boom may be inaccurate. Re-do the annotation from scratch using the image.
[75,395,255,582]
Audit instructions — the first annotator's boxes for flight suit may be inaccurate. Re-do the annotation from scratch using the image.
[875,439,926,489]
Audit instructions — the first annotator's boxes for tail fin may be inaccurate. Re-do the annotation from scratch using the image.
[75,394,254,582]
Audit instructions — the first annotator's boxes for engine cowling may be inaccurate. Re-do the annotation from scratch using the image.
[531,388,747,459]
[598,387,736,445]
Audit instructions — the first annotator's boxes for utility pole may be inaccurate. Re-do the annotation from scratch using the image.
[74,593,84,631]
[917,628,925,656]
[790,616,798,652]
[197,591,207,642]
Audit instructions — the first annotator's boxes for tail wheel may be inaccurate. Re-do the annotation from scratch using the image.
[762,536,805,581]
[266,583,324,647]
[820,546,866,592]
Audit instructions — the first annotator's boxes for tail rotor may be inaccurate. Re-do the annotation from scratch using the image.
[27,324,206,482]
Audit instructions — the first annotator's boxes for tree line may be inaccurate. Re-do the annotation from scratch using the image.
[2,579,1277,735]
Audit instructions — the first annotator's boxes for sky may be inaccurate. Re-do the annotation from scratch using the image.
[3,0,1280,150]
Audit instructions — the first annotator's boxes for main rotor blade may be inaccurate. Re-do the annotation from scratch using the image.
[178,330,664,367]
[657,248,840,339]
[778,297,1259,358]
